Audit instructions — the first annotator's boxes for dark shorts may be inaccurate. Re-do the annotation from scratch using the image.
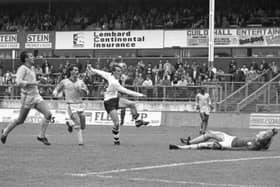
[104,97,119,113]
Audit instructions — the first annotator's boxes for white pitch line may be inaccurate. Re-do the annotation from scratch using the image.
[95,174,261,187]
[66,155,280,177]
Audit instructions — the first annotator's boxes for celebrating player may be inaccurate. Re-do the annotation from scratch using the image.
[169,128,278,150]
[87,64,149,145]
[53,64,89,145]
[1,51,54,145]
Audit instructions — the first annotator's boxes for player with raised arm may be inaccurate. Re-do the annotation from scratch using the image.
[195,87,213,134]
[53,64,89,145]
[169,128,278,150]
[87,64,149,145]
[1,51,54,145]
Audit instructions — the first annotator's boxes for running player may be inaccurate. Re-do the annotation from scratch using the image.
[195,87,213,134]
[1,51,54,145]
[86,64,149,145]
[169,128,278,150]
[53,64,88,145]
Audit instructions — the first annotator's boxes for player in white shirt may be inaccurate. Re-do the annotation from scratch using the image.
[87,64,149,145]
[53,64,89,145]
[169,128,278,151]
[195,87,213,134]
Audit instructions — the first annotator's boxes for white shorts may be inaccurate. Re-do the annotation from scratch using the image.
[200,106,210,115]
[21,93,44,108]
[67,103,85,117]
[208,130,236,149]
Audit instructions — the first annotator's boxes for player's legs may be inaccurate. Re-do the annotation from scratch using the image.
[70,112,84,145]
[119,97,149,127]
[120,108,126,126]
[108,109,120,145]
[184,131,223,145]
[201,113,209,134]
[199,112,208,134]
[170,141,216,150]
[104,98,121,145]
[1,107,30,144]
[170,141,221,150]
[35,101,53,145]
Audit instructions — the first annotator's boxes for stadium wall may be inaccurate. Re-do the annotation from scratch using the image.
[162,111,249,128]
[0,100,250,128]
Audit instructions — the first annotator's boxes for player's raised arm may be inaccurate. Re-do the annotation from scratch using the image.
[87,65,111,80]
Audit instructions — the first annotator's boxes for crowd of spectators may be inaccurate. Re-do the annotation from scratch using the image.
[0,57,278,98]
[0,0,280,32]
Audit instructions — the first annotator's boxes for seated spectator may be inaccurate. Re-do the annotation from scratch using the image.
[142,76,153,87]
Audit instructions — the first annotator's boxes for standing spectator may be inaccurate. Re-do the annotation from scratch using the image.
[190,65,200,84]
[41,59,51,74]
[199,62,208,81]
[163,60,173,79]
[133,73,144,86]
[270,61,278,77]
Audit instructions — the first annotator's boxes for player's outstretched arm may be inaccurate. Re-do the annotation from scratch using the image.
[116,83,145,97]
[86,66,111,80]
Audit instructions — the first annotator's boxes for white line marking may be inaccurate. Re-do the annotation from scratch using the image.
[95,174,261,187]
[66,155,280,176]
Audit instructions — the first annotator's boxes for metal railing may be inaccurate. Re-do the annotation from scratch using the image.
[0,84,222,102]
[216,70,269,112]
[237,73,280,112]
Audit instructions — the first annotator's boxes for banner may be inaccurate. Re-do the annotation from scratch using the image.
[249,113,280,129]
[0,109,161,126]
[186,28,280,47]
[55,30,164,49]
[0,33,20,49]
[23,32,55,49]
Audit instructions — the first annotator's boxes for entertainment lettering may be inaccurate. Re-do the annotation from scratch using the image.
[237,28,267,36]
[93,31,145,48]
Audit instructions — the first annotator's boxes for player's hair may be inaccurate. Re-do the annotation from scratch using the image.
[20,51,28,63]
[67,64,79,78]
[111,64,122,73]
[255,129,277,150]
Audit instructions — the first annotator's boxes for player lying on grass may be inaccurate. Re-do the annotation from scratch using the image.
[169,128,278,150]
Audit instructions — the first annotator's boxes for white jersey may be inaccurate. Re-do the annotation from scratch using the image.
[196,92,211,115]
[89,68,143,101]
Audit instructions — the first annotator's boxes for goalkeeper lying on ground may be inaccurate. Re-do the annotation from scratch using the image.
[169,128,278,150]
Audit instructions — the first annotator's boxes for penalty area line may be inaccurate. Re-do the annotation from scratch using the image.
[66,155,280,177]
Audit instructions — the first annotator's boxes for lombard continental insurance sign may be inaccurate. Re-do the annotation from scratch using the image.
[0,33,20,49]
[55,30,164,49]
